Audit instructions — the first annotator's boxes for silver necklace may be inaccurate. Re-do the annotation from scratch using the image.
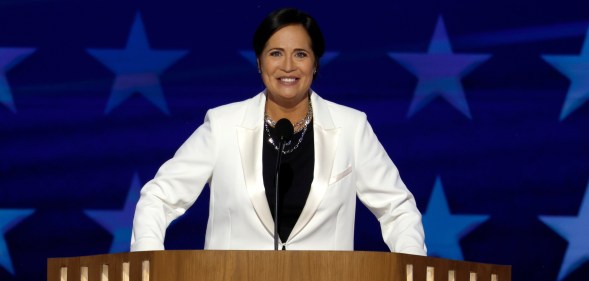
[264,99,312,133]
[264,100,313,154]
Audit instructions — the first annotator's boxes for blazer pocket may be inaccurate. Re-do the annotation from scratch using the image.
[329,165,353,185]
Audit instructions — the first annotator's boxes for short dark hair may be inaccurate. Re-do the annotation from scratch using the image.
[253,8,325,73]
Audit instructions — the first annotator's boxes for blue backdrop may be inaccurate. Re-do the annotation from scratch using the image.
[1,0,589,280]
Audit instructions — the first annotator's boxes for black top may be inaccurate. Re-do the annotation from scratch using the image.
[263,120,314,243]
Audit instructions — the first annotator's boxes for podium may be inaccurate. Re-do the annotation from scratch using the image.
[48,250,511,281]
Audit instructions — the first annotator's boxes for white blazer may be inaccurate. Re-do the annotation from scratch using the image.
[131,91,426,255]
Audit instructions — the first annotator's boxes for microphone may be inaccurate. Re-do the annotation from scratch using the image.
[273,118,293,250]
[275,118,294,143]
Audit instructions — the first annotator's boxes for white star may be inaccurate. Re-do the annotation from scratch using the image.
[0,48,36,113]
[539,179,589,280]
[87,12,188,115]
[422,176,490,260]
[388,16,491,119]
[0,209,35,275]
[542,26,589,121]
[85,173,141,253]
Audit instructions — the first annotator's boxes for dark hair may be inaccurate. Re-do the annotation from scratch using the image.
[253,8,325,75]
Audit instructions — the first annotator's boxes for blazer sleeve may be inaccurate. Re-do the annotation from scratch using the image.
[353,114,427,256]
[130,112,217,251]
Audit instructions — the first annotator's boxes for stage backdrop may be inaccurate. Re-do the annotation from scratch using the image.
[1,0,589,280]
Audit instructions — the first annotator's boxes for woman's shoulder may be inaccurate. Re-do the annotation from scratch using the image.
[208,99,248,114]
[314,93,367,124]
[324,100,365,117]
[206,93,263,119]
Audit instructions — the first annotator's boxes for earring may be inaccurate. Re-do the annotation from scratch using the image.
[258,68,261,74]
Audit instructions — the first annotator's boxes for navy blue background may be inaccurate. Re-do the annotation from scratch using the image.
[1,0,589,280]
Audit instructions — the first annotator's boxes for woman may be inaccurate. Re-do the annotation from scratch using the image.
[131,8,426,256]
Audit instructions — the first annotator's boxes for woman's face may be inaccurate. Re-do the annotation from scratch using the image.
[258,24,316,106]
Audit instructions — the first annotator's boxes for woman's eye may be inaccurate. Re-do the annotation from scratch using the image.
[295,52,308,58]
[269,51,281,57]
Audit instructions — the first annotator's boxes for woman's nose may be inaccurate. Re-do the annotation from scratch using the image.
[281,56,295,72]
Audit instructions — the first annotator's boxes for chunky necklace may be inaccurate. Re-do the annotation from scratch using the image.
[264,99,313,154]
[265,100,313,133]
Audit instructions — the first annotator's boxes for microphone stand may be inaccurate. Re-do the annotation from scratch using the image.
[272,118,293,251]
[274,140,287,251]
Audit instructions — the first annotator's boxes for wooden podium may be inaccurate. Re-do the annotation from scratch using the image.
[48,250,511,281]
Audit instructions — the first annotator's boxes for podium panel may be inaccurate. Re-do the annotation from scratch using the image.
[48,250,511,281]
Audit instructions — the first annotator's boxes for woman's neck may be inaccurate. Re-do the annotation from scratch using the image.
[265,94,310,125]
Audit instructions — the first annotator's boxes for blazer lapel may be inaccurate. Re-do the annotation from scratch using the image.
[237,92,275,235]
[289,92,340,240]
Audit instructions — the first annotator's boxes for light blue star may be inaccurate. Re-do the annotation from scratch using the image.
[85,173,142,253]
[388,16,491,119]
[238,50,340,68]
[542,26,589,121]
[87,13,188,115]
[422,176,490,260]
[539,179,589,281]
[0,47,36,113]
[0,209,35,275]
